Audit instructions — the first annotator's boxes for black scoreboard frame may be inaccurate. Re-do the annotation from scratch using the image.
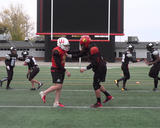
[37,0,124,37]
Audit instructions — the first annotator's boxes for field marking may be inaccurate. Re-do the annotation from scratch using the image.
[0,88,158,93]
[0,105,160,109]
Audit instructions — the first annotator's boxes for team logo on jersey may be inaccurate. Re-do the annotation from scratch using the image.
[57,79,61,82]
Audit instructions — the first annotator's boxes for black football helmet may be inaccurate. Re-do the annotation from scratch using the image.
[21,51,29,58]
[146,43,154,51]
[127,45,134,52]
[10,47,17,54]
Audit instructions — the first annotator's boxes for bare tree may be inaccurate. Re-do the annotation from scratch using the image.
[0,4,34,41]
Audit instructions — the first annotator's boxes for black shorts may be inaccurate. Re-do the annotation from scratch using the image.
[149,64,160,78]
[28,67,40,81]
[94,66,107,83]
[51,71,65,84]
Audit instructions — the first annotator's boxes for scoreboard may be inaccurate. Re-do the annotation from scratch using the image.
[37,0,124,35]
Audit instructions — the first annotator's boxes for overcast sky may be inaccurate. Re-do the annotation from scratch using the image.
[0,0,160,42]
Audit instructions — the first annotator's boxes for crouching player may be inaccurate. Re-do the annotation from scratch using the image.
[21,51,43,90]
[39,37,71,107]
[69,35,113,108]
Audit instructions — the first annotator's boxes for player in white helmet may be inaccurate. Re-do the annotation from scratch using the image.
[39,37,71,107]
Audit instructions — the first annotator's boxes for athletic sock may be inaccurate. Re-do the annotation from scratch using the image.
[123,79,127,88]
[102,91,111,97]
[118,77,124,82]
[6,80,11,88]
[97,98,101,103]
[154,78,158,88]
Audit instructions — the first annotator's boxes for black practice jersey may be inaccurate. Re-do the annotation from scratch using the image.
[87,48,106,72]
[150,49,160,65]
[121,51,136,67]
[25,56,38,70]
[5,53,18,68]
[68,47,89,58]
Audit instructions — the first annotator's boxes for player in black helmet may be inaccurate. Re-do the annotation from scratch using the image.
[114,45,141,91]
[145,43,160,91]
[21,51,43,90]
[0,47,18,89]
[67,35,113,108]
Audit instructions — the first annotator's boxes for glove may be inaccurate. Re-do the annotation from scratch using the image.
[66,53,72,58]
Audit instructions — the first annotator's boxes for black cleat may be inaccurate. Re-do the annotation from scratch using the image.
[6,86,13,90]
[91,102,102,108]
[153,88,157,92]
[114,80,119,87]
[30,88,36,91]
[121,88,128,91]
[37,82,43,89]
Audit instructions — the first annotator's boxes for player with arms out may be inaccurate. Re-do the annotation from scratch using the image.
[114,45,142,91]
[145,43,160,91]
[39,37,71,107]
[68,35,113,108]
[21,51,43,90]
[0,47,18,89]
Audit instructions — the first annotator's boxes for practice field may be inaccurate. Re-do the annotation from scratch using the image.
[0,65,160,128]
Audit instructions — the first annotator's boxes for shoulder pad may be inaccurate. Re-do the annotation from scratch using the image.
[5,54,10,60]
[126,53,132,58]
[153,50,159,56]
[53,50,59,55]
[25,58,30,63]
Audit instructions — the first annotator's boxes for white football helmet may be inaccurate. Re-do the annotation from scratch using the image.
[57,37,70,51]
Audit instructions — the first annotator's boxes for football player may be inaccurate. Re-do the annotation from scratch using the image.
[145,43,160,91]
[0,47,18,89]
[39,37,71,107]
[67,35,113,108]
[114,45,141,91]
[21,51,43,90]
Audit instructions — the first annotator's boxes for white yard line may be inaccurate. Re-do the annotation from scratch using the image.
[0,105,160,109]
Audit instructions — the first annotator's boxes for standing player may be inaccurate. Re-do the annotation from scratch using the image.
[68,35,113,108]
[39,37,71,107]
[114,45,141,91]
[0,47,17,89]
[21,51,43,90]
[145,43,160,91]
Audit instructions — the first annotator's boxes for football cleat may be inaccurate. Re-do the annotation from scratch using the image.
[30,88,36,91]
[6,86,13,90]
[103,96,114,103]
[39,91,46,103]
[37,82,43,89]
[114,80,119,87]
[91,102,103,108]
[121,88,128,91]
[53,102,65,108]
[153,88,157,92]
